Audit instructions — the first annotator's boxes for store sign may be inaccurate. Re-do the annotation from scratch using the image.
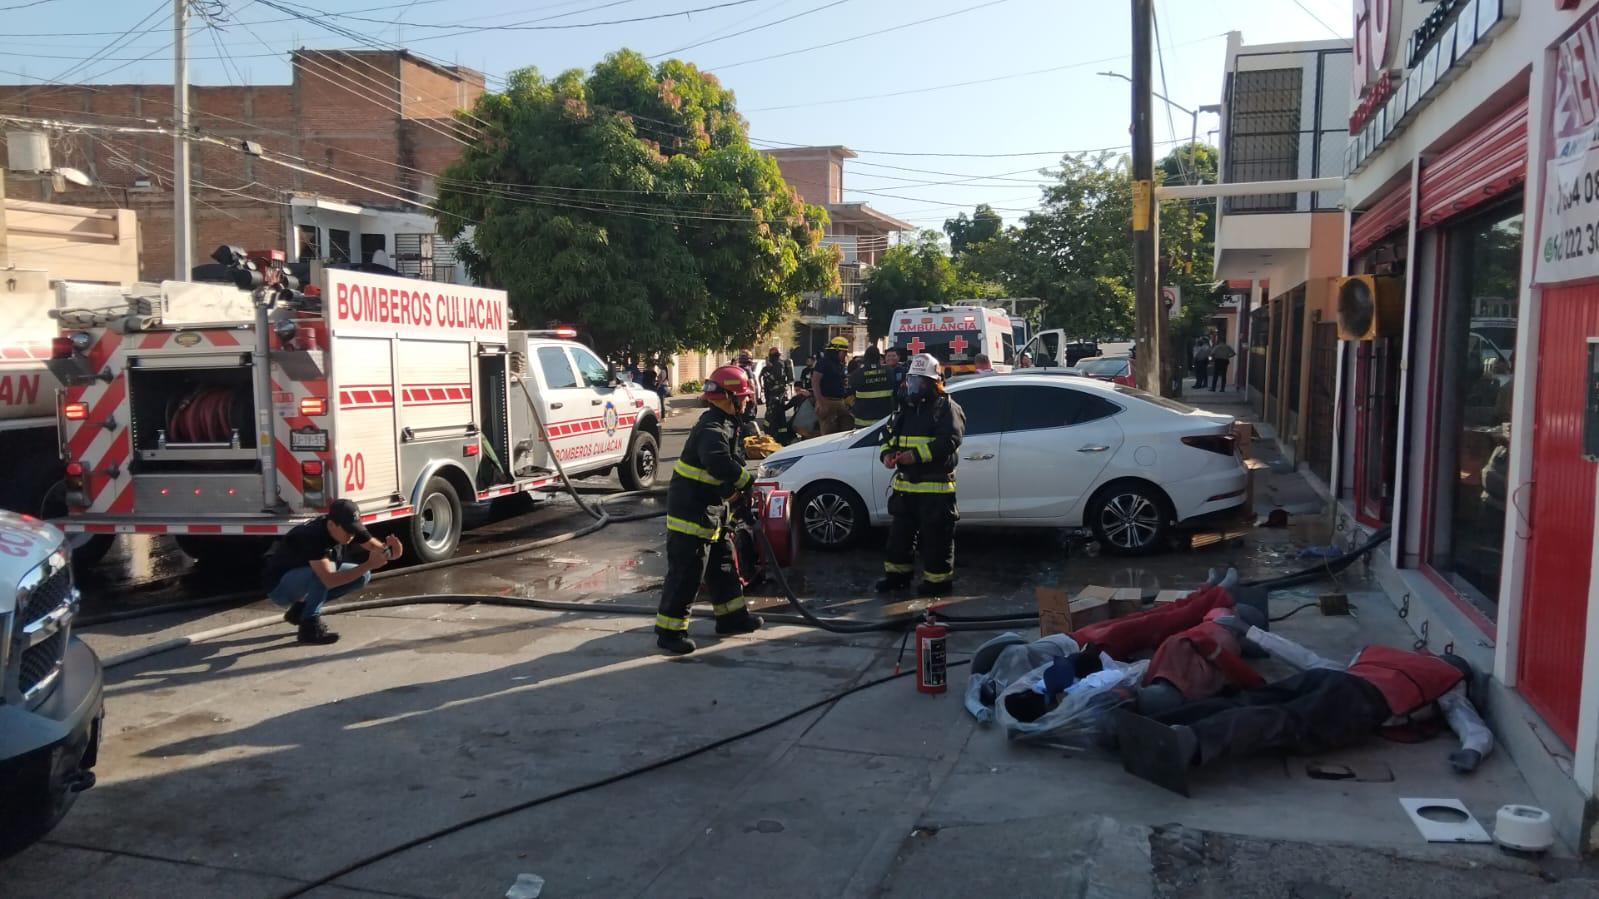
[1347,0,1515,176]
[1351,0,1400,130]
[1535,6,1599,283]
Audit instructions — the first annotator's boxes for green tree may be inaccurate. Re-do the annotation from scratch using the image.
[1160,142,1220,245]
[433,51,838,356]
[943,203,1003,257]
[859,231,989,339]
[959,148,1216,343]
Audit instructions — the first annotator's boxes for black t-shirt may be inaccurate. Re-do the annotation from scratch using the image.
[262,517,340,588]
[815,353,847,399]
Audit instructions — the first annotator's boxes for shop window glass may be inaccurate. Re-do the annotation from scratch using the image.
[1431,204,1522,608]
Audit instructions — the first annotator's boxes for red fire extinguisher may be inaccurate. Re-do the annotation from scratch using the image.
[915,611,948,694]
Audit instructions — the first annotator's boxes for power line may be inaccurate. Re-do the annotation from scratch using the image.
[328,0,762,31]
[1289,0,1350,42]
[709,0,1016,70]
[1151,3,1190,186]
[648,0,850,59]
[0,0,67,10]
[744,34,1225,113]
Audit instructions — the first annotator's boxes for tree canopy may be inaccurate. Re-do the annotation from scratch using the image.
[948,144,1217,341]
[433,50,838,356]
[943,203,1003,257]
[859,231,991,340]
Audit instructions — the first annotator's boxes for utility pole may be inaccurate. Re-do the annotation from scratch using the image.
[173,0,193,280]
[1130,0,1165,394]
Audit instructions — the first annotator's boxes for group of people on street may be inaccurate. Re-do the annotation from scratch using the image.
[653,347,968,653]
[1189,334,1237,392]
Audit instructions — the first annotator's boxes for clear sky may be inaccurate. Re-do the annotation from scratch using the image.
[3,0,1352,232]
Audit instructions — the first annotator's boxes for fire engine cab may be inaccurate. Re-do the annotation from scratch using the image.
[46,250,662,565]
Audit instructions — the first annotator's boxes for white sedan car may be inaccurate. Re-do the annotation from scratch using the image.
[753,372,1247,555]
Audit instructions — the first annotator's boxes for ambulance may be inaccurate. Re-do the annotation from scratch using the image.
[46,253,663,565]
[887,303,1016,376]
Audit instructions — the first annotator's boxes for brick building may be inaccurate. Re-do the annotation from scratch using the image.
[0,49,483,281]
[768,146,911,358]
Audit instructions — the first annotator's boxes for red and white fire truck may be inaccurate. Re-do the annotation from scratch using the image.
[47,253,662,565]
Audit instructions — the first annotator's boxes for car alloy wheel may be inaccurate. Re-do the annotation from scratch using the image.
[803,491,856,547]
[1099,491,1161,551]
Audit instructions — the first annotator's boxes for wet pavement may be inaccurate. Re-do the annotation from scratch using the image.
[10,404,1597,897]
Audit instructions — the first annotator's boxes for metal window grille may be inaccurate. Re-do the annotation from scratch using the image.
[1227,68,1302,213]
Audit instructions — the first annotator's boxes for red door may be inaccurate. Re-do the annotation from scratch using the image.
[1519,284,1599,746]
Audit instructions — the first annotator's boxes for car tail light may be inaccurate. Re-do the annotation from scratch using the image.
[63,401,88,421]
[464,443,480,457]
[1182,434,1237,456]
[64,462,85,489]
[302,460,323,476]
[51,337,75,359]
[299,397,327,416]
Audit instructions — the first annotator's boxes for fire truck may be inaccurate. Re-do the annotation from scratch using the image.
[46,251,663,565]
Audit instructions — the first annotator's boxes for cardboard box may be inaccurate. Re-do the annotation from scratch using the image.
[1072,585,1142,620]
[1154,589,1189,605]
[1035,586,1074,636]
[1233,420,1254,459]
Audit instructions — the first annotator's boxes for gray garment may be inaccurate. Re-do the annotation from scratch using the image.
[1245,626,1493,759]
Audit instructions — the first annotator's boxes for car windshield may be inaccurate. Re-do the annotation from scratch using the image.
[1081,358,1128,376]
[893,329,983,365]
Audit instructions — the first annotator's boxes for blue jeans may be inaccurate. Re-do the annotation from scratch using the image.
[267,564,370,618]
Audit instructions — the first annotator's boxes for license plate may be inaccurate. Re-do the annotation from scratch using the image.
[290,428,329,452]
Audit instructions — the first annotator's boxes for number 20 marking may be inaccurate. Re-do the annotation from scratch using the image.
[343,453,366,491]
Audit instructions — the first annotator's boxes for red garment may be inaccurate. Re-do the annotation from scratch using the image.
[1345,645,1464,717]
[1070,585,1235,661]
[1142,620,1266,699]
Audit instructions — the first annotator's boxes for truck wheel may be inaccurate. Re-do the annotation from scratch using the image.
[409,477,463,563]
[39,482,114,569]
[619,431,659,491]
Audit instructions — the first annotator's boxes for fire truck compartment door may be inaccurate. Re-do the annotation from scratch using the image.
[331,336,400,504]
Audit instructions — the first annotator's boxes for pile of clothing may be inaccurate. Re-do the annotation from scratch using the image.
[964,567,1495,795]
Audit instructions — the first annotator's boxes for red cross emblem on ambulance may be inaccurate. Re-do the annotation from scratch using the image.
[947,335,970,355]
[906,337,927,354]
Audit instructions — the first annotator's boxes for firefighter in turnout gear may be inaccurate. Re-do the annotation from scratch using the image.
[848,346,895,428]
[876,353,966,597]
[655,365,765,654]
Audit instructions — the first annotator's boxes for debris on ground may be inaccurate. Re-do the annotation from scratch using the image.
[505,873,545,899]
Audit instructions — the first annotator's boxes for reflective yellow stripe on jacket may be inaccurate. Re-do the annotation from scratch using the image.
[855,389,893,399]
[673,460,752,490]
[891,476,956,494]
[886,434,934,463]
[666,516,721,540]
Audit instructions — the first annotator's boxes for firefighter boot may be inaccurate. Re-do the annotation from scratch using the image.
[656,632,697,655]
[715,611,764,635]
[297,617,340,646]
[916,578,954,597]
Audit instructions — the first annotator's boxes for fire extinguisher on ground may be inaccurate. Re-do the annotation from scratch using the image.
[915,611,947,694]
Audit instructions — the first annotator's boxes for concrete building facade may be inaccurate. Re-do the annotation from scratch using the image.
[1331,0,1599,854]
[1212,34,1352,481]
[0,49,483,281]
